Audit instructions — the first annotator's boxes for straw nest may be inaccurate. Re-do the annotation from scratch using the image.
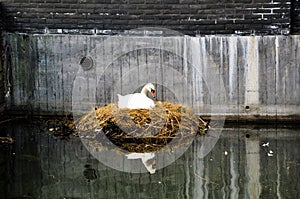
[76,101,208,153]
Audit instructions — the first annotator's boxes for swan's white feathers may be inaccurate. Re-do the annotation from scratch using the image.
[117,83,155,109]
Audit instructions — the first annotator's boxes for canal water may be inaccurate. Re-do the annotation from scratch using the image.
[0,119,299,198]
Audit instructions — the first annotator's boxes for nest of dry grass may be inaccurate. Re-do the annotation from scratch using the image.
[76,101,208,153]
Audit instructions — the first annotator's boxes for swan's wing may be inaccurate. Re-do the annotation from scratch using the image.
[126,153,156,174]
[148,99,155,109]
[140,97,155,109]
[118,94,133,109]
[126,153,144,159]
[141,160,156,174]
[127,94,155,109]
[141,153,156,174]
[127,93,144,109]
[126,152,155,159]
[118,93,155,109]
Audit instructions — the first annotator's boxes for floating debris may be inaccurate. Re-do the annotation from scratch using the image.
[0,136,14,144]
[262,142,269,147]
[46,116,76,139]
[267,150,274,157]
[269,150,273,154]
[76,101,209,153]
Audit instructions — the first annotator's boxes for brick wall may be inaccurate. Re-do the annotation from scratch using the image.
[0,3,4,110]
[0,0,294,35]
[291,0,300,33]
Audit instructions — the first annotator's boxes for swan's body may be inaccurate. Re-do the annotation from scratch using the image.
[117,83,156,109]
[126,152,156,174]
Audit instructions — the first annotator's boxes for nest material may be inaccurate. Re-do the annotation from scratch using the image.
[76,101,208,153]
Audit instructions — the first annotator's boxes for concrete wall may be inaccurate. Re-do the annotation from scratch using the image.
[3,33,300,120]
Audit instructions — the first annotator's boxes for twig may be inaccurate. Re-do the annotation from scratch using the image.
[0,117,25,125]
[198,116,211,128]
[194,172,219,186]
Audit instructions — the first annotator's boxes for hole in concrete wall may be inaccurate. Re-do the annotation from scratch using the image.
[80,56,94,71]
[245,105,250,110]
[245,134,250,138]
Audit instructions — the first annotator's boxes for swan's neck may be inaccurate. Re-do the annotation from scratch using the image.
[141,87,149,95]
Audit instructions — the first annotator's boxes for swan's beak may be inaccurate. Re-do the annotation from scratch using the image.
[151,90,155,98]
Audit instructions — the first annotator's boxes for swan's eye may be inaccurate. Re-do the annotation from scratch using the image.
[150,89,156,98]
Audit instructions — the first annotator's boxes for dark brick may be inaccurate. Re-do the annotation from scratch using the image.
[236,0,252,3]
[291,0,300,34]
[128,0,145,4]
[13,0,30,2]
[161,0,179,4]
[251,0,272,3]
[94,0,112,3]
[45,0,61,3]
[0,0,297,35]
[145,0,161,4]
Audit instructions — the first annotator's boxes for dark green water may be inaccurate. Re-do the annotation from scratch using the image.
[0,120,299,199]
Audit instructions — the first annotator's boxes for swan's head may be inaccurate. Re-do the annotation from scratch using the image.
[142,83,156,98]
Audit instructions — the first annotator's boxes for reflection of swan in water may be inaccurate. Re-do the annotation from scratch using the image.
[117,83,156,109]
[126,152,156,174]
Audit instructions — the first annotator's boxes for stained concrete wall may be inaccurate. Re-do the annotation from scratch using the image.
[3,33,300,120]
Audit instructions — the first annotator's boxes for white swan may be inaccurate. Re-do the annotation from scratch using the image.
[126,152,156,174]
[117,83,156,109]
